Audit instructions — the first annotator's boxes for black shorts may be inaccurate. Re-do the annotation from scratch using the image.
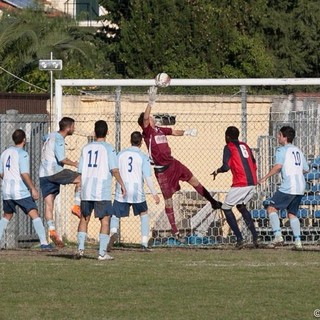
[3,197,37,214]
[113,200,148,217]
[81,200,114,219]
[40,169,79,198]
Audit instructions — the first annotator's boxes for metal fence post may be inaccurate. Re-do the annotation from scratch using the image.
[241,85,247,142]
[115,87,121,153]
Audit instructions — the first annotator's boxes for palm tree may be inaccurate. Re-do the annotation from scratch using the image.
[0,5,113,92]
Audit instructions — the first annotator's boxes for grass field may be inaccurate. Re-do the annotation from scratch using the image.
[0,246,319,320]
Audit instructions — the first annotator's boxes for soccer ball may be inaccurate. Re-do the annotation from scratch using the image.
[155,73,171,87]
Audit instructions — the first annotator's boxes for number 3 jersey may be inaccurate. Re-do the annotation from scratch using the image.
[78,141,118,201]
[0,147,31,200]
[115,146,152,203]
[275,144,309,195]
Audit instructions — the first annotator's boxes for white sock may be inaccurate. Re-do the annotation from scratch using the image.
[77,232,87,250]
[47,220,55,231]
[0,218,10,241]
[289,217,301,240]
[110,216,119,235]
[140,215,149,247]
[269,212,282,237]
[99,234,110,256]
[32,217,48,245]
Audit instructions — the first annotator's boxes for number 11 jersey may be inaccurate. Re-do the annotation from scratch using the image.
[78,141,118,201]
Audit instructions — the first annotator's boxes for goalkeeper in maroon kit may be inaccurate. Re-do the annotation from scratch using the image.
[138,86,222,242]
[211,126,258,249]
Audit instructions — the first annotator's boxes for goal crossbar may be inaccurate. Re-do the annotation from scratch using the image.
[55,78,320,129]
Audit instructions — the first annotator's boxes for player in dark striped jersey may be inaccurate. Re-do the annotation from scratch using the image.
[212,126,258,249]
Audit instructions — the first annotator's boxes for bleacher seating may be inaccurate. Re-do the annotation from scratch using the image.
[301,194,320,205]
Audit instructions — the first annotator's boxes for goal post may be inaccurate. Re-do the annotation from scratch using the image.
[53,78,320,247]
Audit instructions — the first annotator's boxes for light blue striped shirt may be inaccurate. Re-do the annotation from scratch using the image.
[115,146,152,203]
[0,147,31,200]
[78,141,117,201]
[39,132,65,177]
[276,144,309,195]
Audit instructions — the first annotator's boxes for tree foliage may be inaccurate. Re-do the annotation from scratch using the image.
[0,5,115,92]
[104,0,320,80]
[1,0,320,93]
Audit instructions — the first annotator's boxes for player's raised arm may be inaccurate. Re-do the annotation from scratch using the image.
[142,86,158,128]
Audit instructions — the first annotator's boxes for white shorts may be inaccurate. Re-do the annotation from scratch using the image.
[222,186,256,210]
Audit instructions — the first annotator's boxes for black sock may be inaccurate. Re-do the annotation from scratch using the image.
[238,206,258,241]
[223,209,243,241]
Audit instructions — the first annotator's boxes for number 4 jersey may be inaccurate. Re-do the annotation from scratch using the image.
[276,144,309,195]
[0,147,31,200]
[78,141,118,201]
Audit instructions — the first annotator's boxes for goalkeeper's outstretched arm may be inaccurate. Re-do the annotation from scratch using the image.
[172,128,197,136]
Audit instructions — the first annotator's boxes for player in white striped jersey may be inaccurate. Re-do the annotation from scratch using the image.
[109,131,160,251]
[0,130,52,250]
[259,126,309,249]
[75,120,126,260]
[39,117,80,248]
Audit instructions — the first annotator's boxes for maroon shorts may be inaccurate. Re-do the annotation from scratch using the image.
[155,159,193,199]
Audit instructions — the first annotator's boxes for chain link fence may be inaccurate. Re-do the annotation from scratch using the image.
[1,87,320,248]
[0,110,48,248]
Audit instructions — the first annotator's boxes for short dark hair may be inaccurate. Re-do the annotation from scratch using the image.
[280,126,295,143]
[131,131,143,146]
[138,112,144,127]
[59,117,75,131]
[225,126,239,140]
[95,120,108,138]
[12,129,26,145]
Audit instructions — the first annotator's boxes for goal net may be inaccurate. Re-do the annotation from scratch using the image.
[53,78,320,247]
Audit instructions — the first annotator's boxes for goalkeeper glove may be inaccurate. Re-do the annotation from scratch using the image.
[148,86,158,107]
[184,128,197,137]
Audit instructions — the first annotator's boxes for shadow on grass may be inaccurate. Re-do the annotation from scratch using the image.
[46,253,97,260]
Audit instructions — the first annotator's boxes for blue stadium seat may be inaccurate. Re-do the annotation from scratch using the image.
[314,210,320,219]
[296,208,309,219]
[311,184,320,192]
[262,199,273,208]
[310,156,320,169]
[251,209,267,219]
[280,209,287,219]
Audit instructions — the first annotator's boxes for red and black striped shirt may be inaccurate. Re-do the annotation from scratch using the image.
[218,140,257,187]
